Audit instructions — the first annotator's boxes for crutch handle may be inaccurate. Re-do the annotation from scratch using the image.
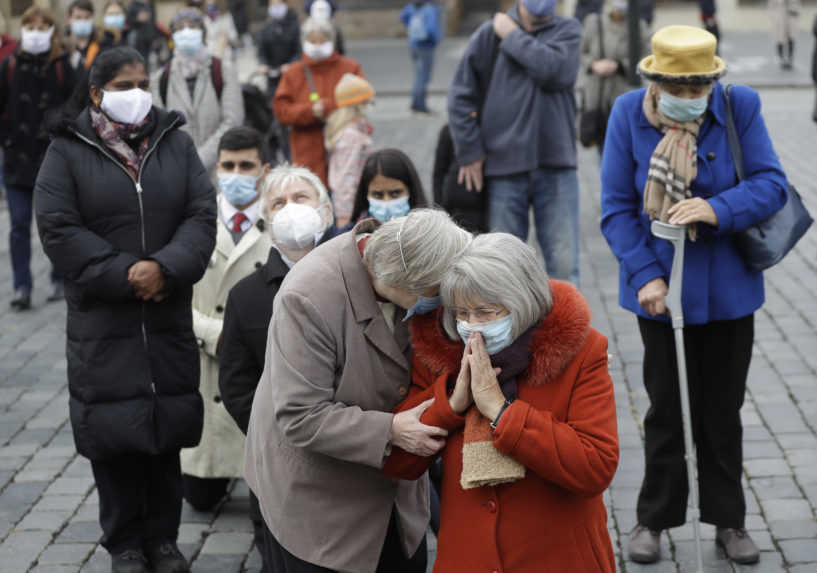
[650,221,686,328]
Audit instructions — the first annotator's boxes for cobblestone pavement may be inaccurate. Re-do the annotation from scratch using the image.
[1,78,816,573]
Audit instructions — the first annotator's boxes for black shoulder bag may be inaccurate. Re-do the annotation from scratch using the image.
[723,85,813,272]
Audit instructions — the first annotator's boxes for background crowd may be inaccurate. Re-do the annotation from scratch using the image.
[0,0,810,572]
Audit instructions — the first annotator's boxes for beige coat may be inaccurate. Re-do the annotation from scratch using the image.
[151,55,245,174]
[182,216,272,478]
[244,221,429,573]
[769,0,800,44]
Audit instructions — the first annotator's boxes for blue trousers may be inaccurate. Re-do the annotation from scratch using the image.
[410,46,434,112]
[487,168,580,285]
[7,183,58,292]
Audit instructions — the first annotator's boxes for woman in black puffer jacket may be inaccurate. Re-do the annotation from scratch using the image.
[34,47,216,573]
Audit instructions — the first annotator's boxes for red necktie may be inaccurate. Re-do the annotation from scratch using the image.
[232,212,247,233]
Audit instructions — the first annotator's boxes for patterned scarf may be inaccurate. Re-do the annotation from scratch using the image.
[642,83,704,240]
[90,108,152,180]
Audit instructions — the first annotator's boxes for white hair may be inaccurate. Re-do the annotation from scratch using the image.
[301,17,335,43]
[364,209,472,294]
[260,163,333,219]
[440,233,554,341]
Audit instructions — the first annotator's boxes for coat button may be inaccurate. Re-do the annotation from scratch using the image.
[398,386,408,397]
[486,500,497,513]
[216,305,224,313]
[255,261,263,269]
[214,395,222,403]
[706,152,716,161]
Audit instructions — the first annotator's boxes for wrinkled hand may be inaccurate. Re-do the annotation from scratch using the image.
[668,198,718,226]
[128,260,165,302]
[312,99,325,119]
[457,158,485,192]
[591,58,619,77]
[493,12,518,39]
[638,277,668,317]
[468,333,506,422]
[449,340,474,414]
[390,398,448,457]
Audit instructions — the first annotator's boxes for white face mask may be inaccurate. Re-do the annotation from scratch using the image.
[309,0,332,21]
[173,28,204,57]
[303,40,333,61]
[101,88,153,125]
[271,202,326,250]
[268,4,287,19]
[21,27,54,55]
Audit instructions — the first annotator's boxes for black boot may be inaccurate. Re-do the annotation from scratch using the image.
[10,289,31,311]
[777,42,787,69]
[146,541,190,573]
[111,549,150,573]
[786,38,795,69]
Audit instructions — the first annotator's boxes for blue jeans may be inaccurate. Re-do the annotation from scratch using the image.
[487,168,580,285]
[410,46,434,112]
[7,184,34,292]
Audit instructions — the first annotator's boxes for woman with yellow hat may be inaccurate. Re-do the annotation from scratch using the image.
[600,25,788,565]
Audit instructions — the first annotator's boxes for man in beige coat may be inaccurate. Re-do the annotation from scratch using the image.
[245,209,472,573]
[183,127,273,509]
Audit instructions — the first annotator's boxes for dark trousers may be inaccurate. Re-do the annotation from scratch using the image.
[7,183,60,292]
[90,451,184,555]
[181,474,230,511]
[636,314,754,530]
[410,46,434,112]
[262,511,427,573]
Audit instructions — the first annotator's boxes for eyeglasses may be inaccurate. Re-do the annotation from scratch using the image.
[453,307,505,322]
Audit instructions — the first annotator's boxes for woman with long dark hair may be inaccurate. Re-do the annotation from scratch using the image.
[34,46,216,573]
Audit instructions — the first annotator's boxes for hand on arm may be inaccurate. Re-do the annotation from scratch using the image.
[389,398,448,457]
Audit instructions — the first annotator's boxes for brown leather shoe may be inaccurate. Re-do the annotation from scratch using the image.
[716,527,760,564]
[628,524,662,563]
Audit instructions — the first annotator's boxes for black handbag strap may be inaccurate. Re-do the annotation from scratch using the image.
[722,84,746,182]
[304,64,318,102]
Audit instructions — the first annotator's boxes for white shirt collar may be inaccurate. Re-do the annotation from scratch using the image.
[219,194,262,232]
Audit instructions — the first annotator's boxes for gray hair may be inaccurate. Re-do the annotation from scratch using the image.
[440,233,553,341]
[364,209,472,294]
[260,163,333,220]
[301,17,335,43]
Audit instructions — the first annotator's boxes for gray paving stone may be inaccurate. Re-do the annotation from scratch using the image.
[0,530,52,572]
[32,495,84,513]
[200,531,254,555]
[744,458,792,478]
[38,543,95,565]
[16,510,72,532]
[44,477,94,497]
[55,521,101,544]
[779,538,817,563]
[189,554,243,573]
[760,498,815,521]
[789,564,817,573]
[750,475,804,500]
[768,519,817,540]
[30,565,80,573]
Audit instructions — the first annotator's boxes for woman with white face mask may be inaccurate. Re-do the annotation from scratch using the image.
[151,7,244,176]
[0,5,75,311]
[273,17,364,185]
[601,26,788,566]
[34,46,217,573]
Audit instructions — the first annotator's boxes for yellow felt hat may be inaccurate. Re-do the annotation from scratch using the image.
[638,25,726,83]
[334,73,375,107]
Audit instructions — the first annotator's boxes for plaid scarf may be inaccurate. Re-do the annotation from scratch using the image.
[642,83,704,240]
[90,108,152,180]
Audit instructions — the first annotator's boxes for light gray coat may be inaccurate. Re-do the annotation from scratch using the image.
[244,221,429,573]
[151,55,244,174]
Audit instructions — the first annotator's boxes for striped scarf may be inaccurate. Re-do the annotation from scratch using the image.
[642,83,703,240]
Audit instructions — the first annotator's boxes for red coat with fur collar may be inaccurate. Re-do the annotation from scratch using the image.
[383,281,619,573]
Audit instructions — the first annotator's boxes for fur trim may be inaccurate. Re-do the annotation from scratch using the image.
[409,280,592,386]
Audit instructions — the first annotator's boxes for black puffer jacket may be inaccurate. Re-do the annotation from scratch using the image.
[34,106,217,461]
[257,8,301,71]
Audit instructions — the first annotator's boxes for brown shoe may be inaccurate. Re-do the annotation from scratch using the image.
[628,524,661,563]
[716,528,760,564]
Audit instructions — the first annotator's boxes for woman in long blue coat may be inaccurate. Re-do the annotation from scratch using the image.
[600,25,787,566]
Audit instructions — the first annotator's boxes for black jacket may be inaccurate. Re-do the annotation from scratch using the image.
[34,106,217,461]
[432,124,487,233]
[0,50,75,186]
[257,9,301,71]
[219,228,336,434]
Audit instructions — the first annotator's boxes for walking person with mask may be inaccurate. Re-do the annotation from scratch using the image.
[257,0,301,103]
[273,16,363,185]
[153,8,244,176]
[100,1,128,50]
[600,26,788,565]
[400,0,441,114]
[181,126,272,513]
[219,163,336,571]
[66,0,101,72]
[34,46,216,573]
[448,0,583,285]
[1,5,75,310]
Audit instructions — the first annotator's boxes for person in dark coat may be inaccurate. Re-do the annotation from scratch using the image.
[34,47,216,573]
[257,0,301,101]
[432,124,487,233]
[1,5,75,311]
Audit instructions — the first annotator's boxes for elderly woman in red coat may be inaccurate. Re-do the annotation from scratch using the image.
[384,232,619,572]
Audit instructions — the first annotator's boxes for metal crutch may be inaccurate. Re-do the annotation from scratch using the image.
[650,220,704,573]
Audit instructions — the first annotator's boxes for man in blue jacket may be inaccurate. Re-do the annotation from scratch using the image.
[401,1,441,114]
[448,0,582,285]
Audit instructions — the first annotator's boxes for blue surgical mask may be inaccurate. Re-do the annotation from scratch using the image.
[104,13,125,30]
[658,91,709,123]
[219,173,259,206]
[456,314,514,355]
[368,195,410,222]
[173,28,204,57]
[71,19,94,38]
[403,295,441,321]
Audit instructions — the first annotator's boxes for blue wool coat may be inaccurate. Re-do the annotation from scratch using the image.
[600,83,788,325]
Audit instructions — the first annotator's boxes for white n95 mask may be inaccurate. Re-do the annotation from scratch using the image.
[272,203,325,249]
